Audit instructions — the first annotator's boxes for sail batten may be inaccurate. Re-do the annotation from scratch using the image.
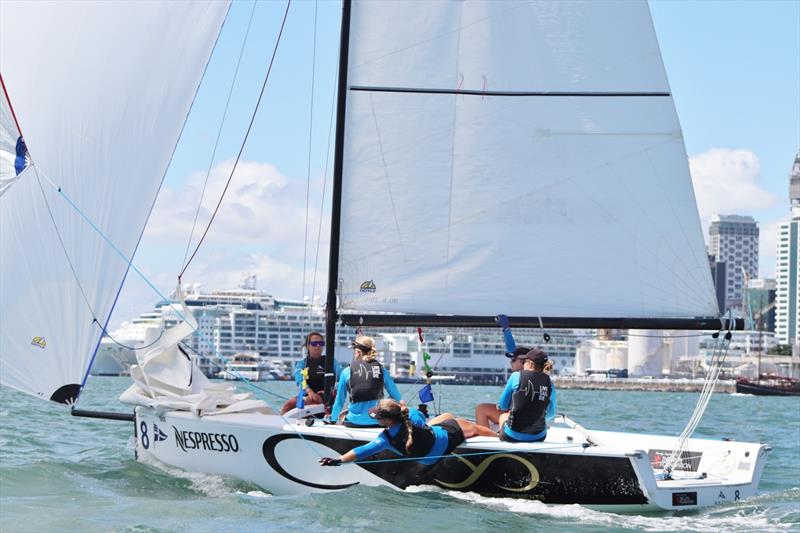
[0,1,230,404]
[336,0,719,321]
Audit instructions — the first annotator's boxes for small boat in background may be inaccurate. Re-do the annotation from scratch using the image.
[221,352,270,382]
[735,375,800,396]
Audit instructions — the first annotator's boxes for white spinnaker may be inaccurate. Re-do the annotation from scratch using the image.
[0,1,229,403]
[338,0,718,319]
[0,84,27,196]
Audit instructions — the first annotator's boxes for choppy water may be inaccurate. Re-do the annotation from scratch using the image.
[1,377,798,532]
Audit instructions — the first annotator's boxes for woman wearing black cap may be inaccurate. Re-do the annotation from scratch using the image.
[319,399,495,467]
[496,348,557,443]
[474,346,527,427]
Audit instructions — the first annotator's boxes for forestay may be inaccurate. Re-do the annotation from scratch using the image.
[337,0,718,320]
[0,2,229,404]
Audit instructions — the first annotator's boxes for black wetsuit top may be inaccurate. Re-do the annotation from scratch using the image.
[348,360,385,403]
[508,370,552,435]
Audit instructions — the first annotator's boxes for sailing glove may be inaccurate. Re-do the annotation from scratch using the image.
[319,457,342,466]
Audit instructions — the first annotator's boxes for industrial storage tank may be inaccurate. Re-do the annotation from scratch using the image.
[627,330,670,376]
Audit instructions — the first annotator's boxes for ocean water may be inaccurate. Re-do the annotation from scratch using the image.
[1,377,798,532]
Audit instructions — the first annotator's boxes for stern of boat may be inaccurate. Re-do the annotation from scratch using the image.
[595,429,770,511]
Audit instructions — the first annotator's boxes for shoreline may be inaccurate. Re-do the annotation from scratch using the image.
[552,377,735,393]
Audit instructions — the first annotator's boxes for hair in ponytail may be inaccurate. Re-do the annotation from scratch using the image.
[353,335,378,362]
[400,404,414,453]
[543,360,554,374]
[372,399,413,452]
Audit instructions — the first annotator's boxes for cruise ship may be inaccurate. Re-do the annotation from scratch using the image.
[92,275,584,382]
[91,312,166,375]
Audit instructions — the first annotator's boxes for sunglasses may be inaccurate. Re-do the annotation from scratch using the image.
[308,341,325,347]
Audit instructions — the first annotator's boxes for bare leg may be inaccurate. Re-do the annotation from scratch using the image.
[455,418,497,438]
[428,412,455,425]
[498,412,510,429]
[475,403,502,427]
[280,395,298,415]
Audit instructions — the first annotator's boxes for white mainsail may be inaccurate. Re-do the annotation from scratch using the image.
[0,1,230,403]
[337,0,718,320]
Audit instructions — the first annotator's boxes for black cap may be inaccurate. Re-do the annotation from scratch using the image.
[506,347,529,359]
[519,348,548,365]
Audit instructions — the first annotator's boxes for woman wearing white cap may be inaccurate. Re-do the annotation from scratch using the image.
[330,335,402,427]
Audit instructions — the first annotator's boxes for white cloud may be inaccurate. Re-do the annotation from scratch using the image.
[146,159,327,255]
[107,159,331,327]
[689,148,778,233]
[757,217,788,279]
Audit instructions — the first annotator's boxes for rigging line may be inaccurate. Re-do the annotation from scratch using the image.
[32,174,97,321]
[179,0,293,280]
[1,74,97,321]
[178,341,290,401]
[100,326,165,352]
[0,73,24,135]
[175,342,329,460]
[354,443,587,465]
[309,54,340,316]
[81,2,236,394]
[301,0,319,308]
[181,0,258,271]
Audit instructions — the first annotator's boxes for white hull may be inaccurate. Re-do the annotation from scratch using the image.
[222,370,268,381]
[134,407,767,511]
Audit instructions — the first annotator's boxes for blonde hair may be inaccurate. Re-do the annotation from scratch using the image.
[353,335,378,362]
[543,360,554,374]
[374,399,413,452]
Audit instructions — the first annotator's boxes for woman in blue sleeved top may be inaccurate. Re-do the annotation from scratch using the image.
[497,348,557,443]
[318,399,495,467]
[280,331,343,414]
[330,335,402,427]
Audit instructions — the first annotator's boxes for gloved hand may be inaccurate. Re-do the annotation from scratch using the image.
[319,457,342,466]
[496,314,516,355]
[496,314,511,331]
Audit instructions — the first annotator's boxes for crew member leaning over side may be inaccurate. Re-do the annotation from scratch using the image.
[330,335,402,427]
[497,348,557,443]
[318,399,495,467]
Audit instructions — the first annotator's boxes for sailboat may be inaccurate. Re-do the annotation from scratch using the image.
[1,0,769,511]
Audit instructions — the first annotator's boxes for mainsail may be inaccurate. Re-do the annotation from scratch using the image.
[336,0,719,322]
[0,2,229,404]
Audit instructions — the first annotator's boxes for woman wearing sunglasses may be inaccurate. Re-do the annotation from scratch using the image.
[318,399,495,467]
[280,331,343,414]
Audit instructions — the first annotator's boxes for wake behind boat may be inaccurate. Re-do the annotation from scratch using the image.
[0,0,769,513]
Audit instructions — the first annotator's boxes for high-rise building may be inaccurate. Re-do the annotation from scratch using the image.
[775,151,800,345]
[708,215,759,312]
[707,253,727,313]
[746,278,776,334]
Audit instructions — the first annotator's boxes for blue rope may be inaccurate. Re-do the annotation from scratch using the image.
[55,187,329,458]
[353,443,587,465]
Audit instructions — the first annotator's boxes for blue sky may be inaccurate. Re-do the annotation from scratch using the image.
[112,0,800,327]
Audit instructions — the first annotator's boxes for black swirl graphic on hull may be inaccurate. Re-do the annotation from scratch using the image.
[262,434,361,490]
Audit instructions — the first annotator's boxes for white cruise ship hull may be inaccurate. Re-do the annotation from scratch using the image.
[134,407,767,511]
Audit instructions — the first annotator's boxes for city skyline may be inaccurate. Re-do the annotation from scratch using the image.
[110,0,800,328]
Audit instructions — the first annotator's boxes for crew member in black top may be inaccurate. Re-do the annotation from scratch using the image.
[280,331,343,414]
[497,348,557,443]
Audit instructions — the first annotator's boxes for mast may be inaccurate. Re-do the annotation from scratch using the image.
[323,0,352,407]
